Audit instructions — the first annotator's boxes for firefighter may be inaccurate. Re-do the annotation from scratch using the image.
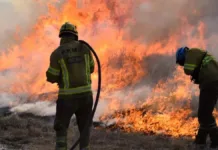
[176,47,218,149]
[46,22,95,150]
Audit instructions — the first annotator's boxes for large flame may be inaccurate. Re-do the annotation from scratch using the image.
[0,0,217,138]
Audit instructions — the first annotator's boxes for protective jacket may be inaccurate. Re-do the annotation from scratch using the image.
[184,48,218,89]
[46,37,95,97]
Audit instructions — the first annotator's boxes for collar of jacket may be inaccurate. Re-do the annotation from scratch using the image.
[60,37,77,45]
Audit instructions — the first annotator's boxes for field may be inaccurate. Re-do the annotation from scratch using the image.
[0,113,194,150]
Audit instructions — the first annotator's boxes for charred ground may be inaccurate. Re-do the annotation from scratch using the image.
[0,112,194,150]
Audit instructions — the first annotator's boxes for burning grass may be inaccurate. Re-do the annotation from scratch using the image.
[99,105,199,138]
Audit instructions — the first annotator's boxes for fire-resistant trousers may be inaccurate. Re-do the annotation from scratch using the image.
[195,82,218,148]
[54,92,93,150]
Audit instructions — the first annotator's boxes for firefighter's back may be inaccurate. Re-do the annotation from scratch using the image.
[54,40,93,98]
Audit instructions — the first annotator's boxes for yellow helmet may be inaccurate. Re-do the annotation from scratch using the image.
[59,22,78,37]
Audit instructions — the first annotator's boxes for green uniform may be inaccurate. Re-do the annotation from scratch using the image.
[184,48,218,88]
[184,48,218,148]
[46,37,95,97]
[46,36,95,150]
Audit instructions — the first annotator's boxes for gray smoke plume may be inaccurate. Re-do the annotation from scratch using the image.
[128,0,218,46]
[129,0,218,82]
[0,0,65,50]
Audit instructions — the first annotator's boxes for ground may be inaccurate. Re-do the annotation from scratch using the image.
[0,113,196,150]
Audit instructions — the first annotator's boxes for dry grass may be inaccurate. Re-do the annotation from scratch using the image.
[0,114,194,150]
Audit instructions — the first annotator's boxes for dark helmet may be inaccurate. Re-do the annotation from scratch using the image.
[59,22,78,38]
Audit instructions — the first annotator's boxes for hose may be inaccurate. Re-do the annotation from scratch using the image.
[70,40,101,150]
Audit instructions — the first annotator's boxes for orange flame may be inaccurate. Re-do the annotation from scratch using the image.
[0,0,216,138]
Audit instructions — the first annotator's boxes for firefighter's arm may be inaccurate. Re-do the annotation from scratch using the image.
[89,51,95,73]
[183,50,197,75]
[46,51,61,83]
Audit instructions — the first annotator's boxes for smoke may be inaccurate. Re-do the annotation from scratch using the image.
[129,0,218,78]
[0,93,17,108]
[130,0,218,45]
[126,0,218,85]
[0,0,65,50]
[10,101,56,116]
[130,1,186,43]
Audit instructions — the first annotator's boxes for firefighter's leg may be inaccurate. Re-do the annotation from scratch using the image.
[194,128,208,149]
[209,127,218,149]
[206,86,218,148]
[197,88,218,148]
[54,99,77,150]
[75,93,93,150]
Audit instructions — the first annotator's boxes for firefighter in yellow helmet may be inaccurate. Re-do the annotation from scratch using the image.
[46,22,95,150]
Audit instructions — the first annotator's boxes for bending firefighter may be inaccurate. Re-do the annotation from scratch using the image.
[46,22,95,150]
[176,47,218,149]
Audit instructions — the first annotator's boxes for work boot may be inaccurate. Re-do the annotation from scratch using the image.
[195,128,208,144]
[194,144,207,150]
[209,128,218,149]
[55,133,67,150]
[56,137,67,150]
[194,128,208,150]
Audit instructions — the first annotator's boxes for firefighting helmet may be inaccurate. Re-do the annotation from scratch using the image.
[176,47,189,66]
[59,22,78,38]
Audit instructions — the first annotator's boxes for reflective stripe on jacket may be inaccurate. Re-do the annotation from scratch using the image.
[46,37,95,95]
[184,48,218,88]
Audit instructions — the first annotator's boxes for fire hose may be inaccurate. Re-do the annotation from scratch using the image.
[70,40,101,150]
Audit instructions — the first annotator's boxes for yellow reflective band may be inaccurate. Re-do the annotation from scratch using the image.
[47,66,60,76]
[59,59,69,89]
[184,63,196,71]
[85,54,91,84]
[202,56,213,66]
[56,136,66,143]
[88,59,91,84]
[204,56,213,62]
[87,55,90,75]
[205,58,212,63]
[56,147,67,150]
[56,140,66,143]
[84,55,88,84]
[184,66,195,71]
[59,85,91,95]
[184,64,197,68]
[90,58,94,66]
